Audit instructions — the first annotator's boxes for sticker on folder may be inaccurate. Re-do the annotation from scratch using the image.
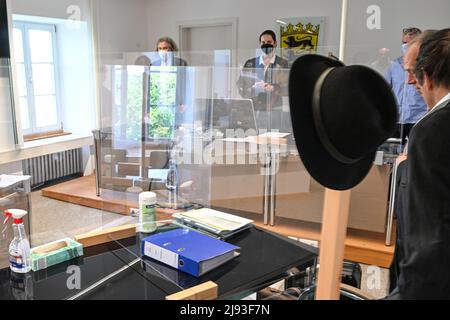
[141,228,240,277]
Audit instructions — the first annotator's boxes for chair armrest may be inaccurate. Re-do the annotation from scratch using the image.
[340,283,375,300]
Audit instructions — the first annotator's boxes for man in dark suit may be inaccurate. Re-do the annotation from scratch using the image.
[237,30,289,130]
[388,28,450,299]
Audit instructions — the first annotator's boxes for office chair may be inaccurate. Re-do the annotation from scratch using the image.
[261,261,374,300]
[147,150,170,191]
[149,150,170,169]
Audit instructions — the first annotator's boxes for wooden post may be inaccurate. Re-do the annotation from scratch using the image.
[316,189,351,300]
[315,0,352,300]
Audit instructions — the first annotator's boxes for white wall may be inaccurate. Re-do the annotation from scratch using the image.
[345,0,450,65]
[11,0,91,21]
[0,160,22,174]
[145,0,343,66]
[93,0,150,56]
[143,0,450,66]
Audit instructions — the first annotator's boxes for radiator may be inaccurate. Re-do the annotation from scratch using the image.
[22,149,83,188]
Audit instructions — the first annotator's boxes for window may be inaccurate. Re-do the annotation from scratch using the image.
[148,67,177,139]
[113,66,177,142]
[13,22,61,135]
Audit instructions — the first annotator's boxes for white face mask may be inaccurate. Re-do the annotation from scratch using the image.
[401,43,409,55]
[159,51,173,62]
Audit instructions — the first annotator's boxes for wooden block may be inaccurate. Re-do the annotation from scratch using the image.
[74,224,136,248]
[190,281,218,300]
[165,281,218,300]
[24,129,71,142]
[165,288,198,300]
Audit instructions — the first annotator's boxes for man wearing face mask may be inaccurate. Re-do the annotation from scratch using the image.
[237,30,289,128]
[385,27,427,146]
[153,37,187,67]
[151,37,189,129]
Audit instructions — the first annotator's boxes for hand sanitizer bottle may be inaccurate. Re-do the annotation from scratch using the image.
[138,192,157,233]
[3,209,31,273]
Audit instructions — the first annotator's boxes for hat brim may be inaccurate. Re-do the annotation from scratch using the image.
[289,55,375,191]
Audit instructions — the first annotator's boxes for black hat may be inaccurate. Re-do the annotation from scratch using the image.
[289,54,397,190]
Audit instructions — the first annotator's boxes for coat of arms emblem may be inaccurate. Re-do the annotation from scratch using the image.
[280,23,321,63]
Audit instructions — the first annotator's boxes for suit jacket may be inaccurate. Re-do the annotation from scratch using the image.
[151,57,188,67]
[389,100,450,299]
[236,55,289,112]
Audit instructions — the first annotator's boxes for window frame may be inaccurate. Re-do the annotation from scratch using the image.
[13,20,62,136]
[111,65,178,145]
[147,66,178,140]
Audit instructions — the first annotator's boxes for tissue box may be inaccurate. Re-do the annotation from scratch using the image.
[31,238,84,271]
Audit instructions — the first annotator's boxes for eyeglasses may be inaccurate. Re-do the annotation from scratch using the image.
[403,27,422,35]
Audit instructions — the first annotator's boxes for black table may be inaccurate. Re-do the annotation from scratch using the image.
[0,225,316,300]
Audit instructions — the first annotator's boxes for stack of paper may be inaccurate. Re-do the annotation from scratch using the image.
[258,132,291,138]
[172,208,254,239]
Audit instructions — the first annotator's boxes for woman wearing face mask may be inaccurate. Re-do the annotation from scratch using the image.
[236,30,289,127]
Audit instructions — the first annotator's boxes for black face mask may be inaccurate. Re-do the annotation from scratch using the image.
[261,44,274,55]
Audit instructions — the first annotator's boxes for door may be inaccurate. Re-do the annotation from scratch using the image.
[179,18,237,100]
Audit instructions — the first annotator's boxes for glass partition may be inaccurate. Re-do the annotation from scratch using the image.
[96,54,313,212]
[0,58,18,153]
[92,48,321,299]
[93,47,400,299]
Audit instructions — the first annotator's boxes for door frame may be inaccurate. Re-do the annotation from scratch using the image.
[177,17,238,68]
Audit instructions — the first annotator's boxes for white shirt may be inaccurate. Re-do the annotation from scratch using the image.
[415,91,450,126]
[259,53,276,75]
[161,58,172,67]
[433,91,450,112]
[403,92,450,154]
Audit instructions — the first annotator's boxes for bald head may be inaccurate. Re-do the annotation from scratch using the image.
[379,47,390,55]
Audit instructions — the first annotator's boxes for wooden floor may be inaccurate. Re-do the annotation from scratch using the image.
[42,175,395,268]
[41,175,174,220]
[43,175,132,214]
